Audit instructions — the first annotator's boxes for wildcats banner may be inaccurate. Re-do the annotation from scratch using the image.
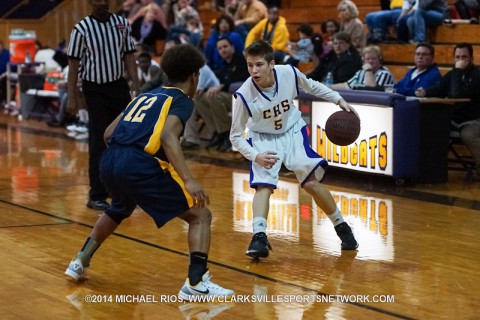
[312,101,393,175]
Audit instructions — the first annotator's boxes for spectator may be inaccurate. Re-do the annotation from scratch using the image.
[166,0,203,47]
[320,19,340,58]
[233,0,268,40]
[180,16,204,47]
[195,36,249,151]
[131,6,167,51]
[416,43,480,180]
[215,0,239,17]
[136,52,161,88]
[204,14,244,69]
[129,0,168,31]
[281,23,315,67]
[67,0,139,210]
[118,0,142,20]
[397,0,450,44]
[34,41,62,73]
[394,43,442,96]
[328,45,395,90]
[245,6,289,63]
[307,32,362,84]
[365,0,404,43]
[337,0,366,51]
[172,0,202,30]
[455,0,480,19]
[161,0,196,20]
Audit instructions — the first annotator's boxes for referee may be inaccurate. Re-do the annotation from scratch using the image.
[67,0,139,210]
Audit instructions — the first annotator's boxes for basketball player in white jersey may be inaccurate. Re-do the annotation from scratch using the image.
[230,40,359,259]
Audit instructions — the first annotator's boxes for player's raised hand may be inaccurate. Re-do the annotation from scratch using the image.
[184,178,210,208]
[255,151,280,169]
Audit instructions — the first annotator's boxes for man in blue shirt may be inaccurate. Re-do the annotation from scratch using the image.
[394,43,442,96]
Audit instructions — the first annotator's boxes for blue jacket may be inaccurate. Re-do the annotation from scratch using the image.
[204,31,244,70]
[394,64,442,96]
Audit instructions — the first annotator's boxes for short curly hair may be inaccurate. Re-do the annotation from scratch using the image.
[161,44,205,83]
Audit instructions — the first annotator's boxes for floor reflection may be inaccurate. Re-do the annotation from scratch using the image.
[313,191,394,261]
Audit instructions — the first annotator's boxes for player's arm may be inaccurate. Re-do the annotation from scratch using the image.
[104,112,124,145]
[161,115,209,207]
[296,67,359,118]
[230,97,258,162]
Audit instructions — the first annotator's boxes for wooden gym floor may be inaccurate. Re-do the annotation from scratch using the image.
[0,114,479,320]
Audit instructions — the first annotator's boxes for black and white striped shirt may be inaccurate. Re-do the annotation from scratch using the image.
[347,66,396,89]
[67,14,136,84]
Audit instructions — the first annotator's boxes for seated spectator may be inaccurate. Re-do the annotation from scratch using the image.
[194,36,249,151]
[131,7,167,51]
[214,0,239,17]
[308,32,362,84]
[320,19,340,58]
[136,52,161,88]
[118,0,142,20]
[172,0,202,31]
[166,0,203,47]
[245,6,289,63]
[180,16,204,47]
[161,0,197,20]
[34,41,62,73]
[455,0,480,19]
[397,0,450,44]
[337,0,366,51]
[233,0,267,41]
[204,14,244,69]
[365,0,404,43]
[281,23,315,67]
[394,43,442,96]
[415,43,480,180]
[328,45,395,90]
[129,0,168,31]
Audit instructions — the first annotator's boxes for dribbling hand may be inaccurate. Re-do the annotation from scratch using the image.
[338,98,360,119]
[255,151,280,169]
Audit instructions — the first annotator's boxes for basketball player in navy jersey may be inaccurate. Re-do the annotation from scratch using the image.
[230,40,359,259]
[65,44,234,299]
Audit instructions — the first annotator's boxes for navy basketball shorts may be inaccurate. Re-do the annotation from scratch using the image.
[100,146,194,228]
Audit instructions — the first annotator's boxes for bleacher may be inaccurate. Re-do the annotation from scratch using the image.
[197,0,480,80]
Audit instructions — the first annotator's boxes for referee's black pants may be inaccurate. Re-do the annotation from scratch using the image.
[82,78,131,202]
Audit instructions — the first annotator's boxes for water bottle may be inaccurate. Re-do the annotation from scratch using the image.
[325,72,333,85]
[25,51,31,63]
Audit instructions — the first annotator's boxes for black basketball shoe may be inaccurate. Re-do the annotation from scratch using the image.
[246,232,272,258]
[334,222,359,250]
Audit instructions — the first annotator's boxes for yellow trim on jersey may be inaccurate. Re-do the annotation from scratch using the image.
[162,86,185,94]
[157,158,194,207]
[144,96,172,155]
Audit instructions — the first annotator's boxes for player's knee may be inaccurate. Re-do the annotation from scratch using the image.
[105,211,129,225]
[303,179,320,193]
[186,207,212,225]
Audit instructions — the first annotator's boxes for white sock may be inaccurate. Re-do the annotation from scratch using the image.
[253,217,267,234]
[327,208,345,226]
[78,109,89,123]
